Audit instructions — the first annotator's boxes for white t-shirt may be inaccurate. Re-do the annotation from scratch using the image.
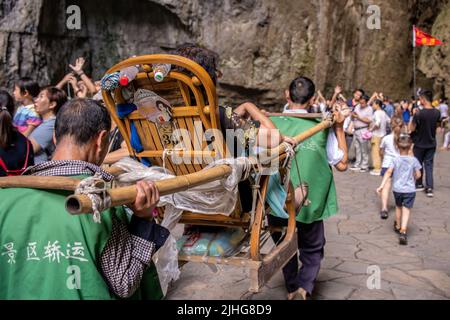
[439,103,448,118]
[372,109,389,137]
[380,134,399,168]
[283,108,344,166]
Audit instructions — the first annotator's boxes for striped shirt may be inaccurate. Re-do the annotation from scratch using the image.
[13,104,42,133]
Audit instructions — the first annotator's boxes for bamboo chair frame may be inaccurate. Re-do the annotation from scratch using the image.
[101,54,300,293]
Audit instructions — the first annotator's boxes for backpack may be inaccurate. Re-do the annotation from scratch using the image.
[0,139,31,176]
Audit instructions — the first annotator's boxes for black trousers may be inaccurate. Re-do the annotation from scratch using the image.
[269,215,325,295]
[413,146,436,189]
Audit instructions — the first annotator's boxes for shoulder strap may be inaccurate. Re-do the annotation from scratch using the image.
[0,156,8,173]
[0,139,31,175]
[21,139,31,170]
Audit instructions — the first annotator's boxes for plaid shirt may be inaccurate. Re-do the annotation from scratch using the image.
[24,160,168,298]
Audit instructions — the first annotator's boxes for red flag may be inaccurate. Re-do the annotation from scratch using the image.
[413,26,443,47]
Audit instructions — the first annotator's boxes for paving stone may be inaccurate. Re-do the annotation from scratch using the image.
[334,260,371,274]
[313,281,357,300]
[325,243,359,259]
[408,270,450,298]
[166,152,450,300]
[317,269,353,282]
[349,288,395,300]
[381,268,436,291]
[389,283,447,300]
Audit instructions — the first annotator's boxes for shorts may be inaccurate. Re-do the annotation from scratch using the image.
[393,192,416,209]
[380,167,389,177]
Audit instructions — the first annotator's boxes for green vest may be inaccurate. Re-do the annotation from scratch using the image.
[268,116,338,224]
[0,186,163,300]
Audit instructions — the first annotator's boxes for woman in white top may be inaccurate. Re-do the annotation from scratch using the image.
[370,99,390,175]
[378,117,403,219]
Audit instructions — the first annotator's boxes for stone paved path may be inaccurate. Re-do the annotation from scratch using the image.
[166,150,450,300]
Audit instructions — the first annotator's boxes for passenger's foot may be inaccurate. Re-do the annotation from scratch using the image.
[370,170,381,176]
[425,188,434,198]
[399,232,408,245]
[287,287,308,300]
[350,166,361,172]
[359,168,368,173]
[380,210,388,220]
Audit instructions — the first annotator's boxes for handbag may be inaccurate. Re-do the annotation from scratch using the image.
[361,129,373,141]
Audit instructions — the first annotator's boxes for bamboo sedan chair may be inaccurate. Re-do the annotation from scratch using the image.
[102,54,299,293]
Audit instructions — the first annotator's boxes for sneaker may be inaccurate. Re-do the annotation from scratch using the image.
[359,168,368,173]
[399,232,408,245]
[394,222,401,234]
[416,184,425,192]
[380,210,388,219]
[425,188,434,198]
[350,166,361,172]
[370,170,381,176]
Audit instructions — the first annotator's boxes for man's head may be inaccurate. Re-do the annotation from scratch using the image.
[286,77,316,108]
[418,89,433,107]
[54,99,111,165]
[13,77,40,103]
[34,87,67,118]
[359,95,370,107]
[353,89,365,102]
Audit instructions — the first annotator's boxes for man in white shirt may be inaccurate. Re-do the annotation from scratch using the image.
[351,95,374,172]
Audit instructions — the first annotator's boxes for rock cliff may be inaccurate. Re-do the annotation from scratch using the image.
[0,0,448,109]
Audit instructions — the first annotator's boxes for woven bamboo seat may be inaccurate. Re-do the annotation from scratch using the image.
[102,54,300,293]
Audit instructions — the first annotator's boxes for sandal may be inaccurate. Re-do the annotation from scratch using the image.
[380,210,388,220]
[394,222,401,234]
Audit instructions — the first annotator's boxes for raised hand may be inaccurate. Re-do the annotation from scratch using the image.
[69,57,86,75]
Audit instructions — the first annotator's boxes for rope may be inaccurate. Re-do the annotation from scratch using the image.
[75,173,111,223]
[281,141,295,193]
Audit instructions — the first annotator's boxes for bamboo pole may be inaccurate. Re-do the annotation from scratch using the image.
[259,117,333,164]
[0,176,82,191]
[267,112,323,119]
[66,164,232,214]
[0,118,333,215]
[66,117,333,215]
[0,165,127,190]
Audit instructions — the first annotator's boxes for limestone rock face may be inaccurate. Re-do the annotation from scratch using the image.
[418,1,450,98]
[0,0,448,109]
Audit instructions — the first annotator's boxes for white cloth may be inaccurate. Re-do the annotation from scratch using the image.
[372,109,390,137]
[343,116,353,134]
[113,157,252,295]
[439,103,448,118]
[380,134,399,168]
[282,108,344,166]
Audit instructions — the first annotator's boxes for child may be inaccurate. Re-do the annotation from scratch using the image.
[378,117,402,219]
[377,132,422,245]
[12,78,42,137]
